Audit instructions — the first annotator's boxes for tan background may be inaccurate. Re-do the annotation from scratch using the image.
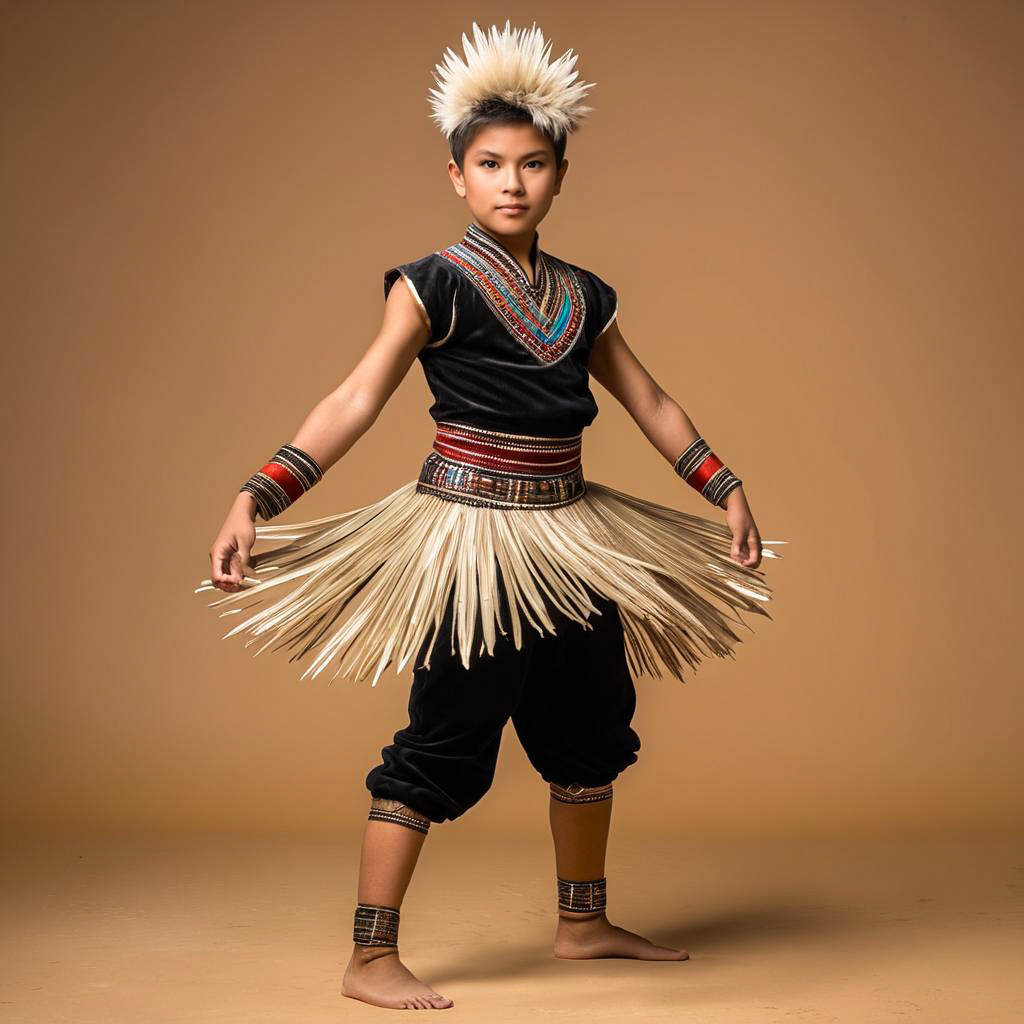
[3,4,1023,1022]
[2,0,1021,842]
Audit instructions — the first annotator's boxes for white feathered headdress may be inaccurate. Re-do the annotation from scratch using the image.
[428,20,596,142]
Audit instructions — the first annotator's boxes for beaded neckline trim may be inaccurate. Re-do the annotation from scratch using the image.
[438,222,588,365]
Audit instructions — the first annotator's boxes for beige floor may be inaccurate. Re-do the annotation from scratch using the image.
[1,830,1021,1023]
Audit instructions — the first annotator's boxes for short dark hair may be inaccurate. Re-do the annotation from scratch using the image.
[448,98,568,171]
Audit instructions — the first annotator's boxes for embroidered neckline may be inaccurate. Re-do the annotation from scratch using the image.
[464,222,541,289]
[438,222,588,365]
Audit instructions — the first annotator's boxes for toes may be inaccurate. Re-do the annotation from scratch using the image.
[402,995,448,1009]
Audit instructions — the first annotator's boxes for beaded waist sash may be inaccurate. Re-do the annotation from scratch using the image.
[415,421,587,509]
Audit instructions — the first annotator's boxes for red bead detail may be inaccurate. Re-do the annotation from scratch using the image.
[432,424,582,475]
[686,453,724,492]
[260,462,305,502]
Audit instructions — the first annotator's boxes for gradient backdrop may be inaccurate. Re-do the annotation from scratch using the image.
[2,0,1020,841]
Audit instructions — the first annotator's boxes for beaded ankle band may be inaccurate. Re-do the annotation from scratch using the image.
[367,796,432,835]
[672,437,742,508]
[353,903,401,947]
[240,442,325,520]
[550,781,614,804]
[557,876,607,913]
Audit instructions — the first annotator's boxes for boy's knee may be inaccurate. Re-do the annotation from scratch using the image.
[367,795,433,833]
[519,719,641,792]
[365,751,499,824]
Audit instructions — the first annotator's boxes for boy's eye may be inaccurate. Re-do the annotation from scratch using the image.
[480,159,544,169]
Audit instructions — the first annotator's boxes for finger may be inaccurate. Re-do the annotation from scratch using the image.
[213,545,241,589]
[746,531,762,567]
[210,564,237,592]
[210,544,231,585]
[731,535,746,565]
[237,542,255,578]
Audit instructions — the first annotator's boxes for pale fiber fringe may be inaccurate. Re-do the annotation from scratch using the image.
[194,480,786,688]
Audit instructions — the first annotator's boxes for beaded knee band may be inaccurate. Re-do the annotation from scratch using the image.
[353,903,400,947]
[368,797,432,835]
[550,781,614,804]
[557,876,607,913]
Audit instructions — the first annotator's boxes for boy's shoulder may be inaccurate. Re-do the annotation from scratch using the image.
[383,249,453,289]
[383,250,459,346]
[384,242,617,319]
[558,255,614,293]
[384,248,447,275]
[547,252,616,313]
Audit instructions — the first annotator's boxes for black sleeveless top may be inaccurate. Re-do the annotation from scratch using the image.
[384,222,618,438]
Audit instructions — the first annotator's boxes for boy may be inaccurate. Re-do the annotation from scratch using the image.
[199,21,782,1011]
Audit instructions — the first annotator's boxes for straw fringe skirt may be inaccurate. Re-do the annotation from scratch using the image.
[195,474,784,687]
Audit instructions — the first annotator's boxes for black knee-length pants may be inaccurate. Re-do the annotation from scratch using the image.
[365,578,642,824]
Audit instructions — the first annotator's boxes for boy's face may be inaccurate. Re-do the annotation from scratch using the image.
[448,122,569,239]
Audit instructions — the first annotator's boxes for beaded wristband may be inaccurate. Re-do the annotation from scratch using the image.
[240,443,325,520]
[673,437,743,508]
[557,876,607,913]
[353,903,401,947]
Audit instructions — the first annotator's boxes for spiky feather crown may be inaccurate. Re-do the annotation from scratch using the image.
[428,20,596,142]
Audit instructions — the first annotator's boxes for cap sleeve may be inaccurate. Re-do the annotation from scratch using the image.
[587,269,618,340]
[383,253,459,347]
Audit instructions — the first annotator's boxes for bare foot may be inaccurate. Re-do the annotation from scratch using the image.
[553,910,690,961]
[342,945,454,1009]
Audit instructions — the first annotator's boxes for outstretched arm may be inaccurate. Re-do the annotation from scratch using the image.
[589,320,763,569]
[245,274,429,481]
[208,278,431,592]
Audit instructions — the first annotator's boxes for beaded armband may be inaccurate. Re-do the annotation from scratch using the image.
[240,443,324,520]
[673,437,742,508]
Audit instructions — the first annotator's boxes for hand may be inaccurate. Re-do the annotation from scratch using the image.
[209,508,258,592]
[722,488,762,569]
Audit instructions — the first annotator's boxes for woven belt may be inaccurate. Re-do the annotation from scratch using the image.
[416,421,587,510]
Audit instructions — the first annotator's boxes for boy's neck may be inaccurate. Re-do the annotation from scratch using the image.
[468,220,540,284]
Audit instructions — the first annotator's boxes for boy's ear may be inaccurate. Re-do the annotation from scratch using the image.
[554,158,569,195]
[447,159,466,197]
